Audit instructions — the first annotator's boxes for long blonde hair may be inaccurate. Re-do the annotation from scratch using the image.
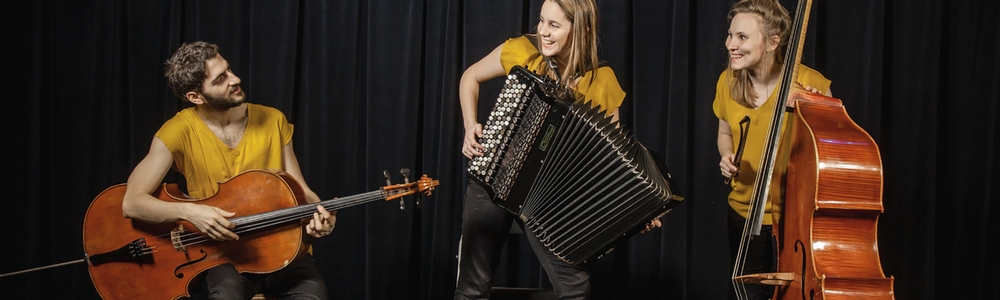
[727,0,791,108]
[532,0,601,88]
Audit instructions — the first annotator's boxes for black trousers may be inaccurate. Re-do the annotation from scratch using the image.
[454,181,590,300]
[188,254,328,300]
[727,208,776,300]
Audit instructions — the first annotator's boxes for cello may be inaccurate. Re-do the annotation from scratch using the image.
[730,0,896,299]
[82,169,438,299]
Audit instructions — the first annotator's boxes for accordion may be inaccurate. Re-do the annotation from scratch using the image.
[467,65,683,265]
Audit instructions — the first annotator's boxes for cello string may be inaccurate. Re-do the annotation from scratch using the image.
[175,185,423,247]
[173,190,396,247]
[97,177,428,272]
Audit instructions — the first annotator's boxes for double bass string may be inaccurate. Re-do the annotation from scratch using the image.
[730,0,811,299]
[731,208,755,300]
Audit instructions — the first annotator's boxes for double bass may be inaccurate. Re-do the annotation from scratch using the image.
[730,0,896,299]
[82,169,438,299]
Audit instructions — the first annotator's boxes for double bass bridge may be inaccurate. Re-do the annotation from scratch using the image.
[732,272,796,286]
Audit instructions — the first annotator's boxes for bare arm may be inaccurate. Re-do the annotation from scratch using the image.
[121,137,239,240]
[282,141,336,238]
[281,141,321,204]
[718,119,738,178]
[460,43,507,158]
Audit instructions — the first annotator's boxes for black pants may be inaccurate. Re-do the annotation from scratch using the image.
[727,208,776,300]
[188,254,328,300]
[454,181,590,300]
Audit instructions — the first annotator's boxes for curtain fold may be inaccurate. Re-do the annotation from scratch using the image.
[2,0,997,299]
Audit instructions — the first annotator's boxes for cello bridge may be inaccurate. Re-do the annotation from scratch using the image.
[170,225,188,253]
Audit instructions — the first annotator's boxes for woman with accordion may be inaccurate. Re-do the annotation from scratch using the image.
[455,0,660,299]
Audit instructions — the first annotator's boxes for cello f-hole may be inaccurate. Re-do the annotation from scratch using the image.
[173,249,208,278]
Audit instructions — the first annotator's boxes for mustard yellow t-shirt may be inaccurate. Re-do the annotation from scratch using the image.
[499,35,626,114]
[712,65,831,225]
[155,104,293,199]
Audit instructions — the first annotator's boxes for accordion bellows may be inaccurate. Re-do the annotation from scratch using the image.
[468,66,683,265]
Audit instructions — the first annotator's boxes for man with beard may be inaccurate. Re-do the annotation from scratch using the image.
[121,41,333,300]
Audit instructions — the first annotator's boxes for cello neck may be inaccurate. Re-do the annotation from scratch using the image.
[226,190,386,234]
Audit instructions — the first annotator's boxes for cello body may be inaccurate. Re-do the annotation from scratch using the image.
[773,91,895,299]
[82,169,310,300]
[81,168,438,299]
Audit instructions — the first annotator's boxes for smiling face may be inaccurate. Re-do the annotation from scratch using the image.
[191,54,245,109]
[537,0,573,59]
[726,12,778,74]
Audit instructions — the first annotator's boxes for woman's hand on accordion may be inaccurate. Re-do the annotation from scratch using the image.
[639,218,662,234]
[462,123,486,158]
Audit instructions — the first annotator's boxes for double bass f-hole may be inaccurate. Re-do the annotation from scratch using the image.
[725,115,752,185]
[793,240,808,300]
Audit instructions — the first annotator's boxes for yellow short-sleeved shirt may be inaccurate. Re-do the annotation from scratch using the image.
[155,103,293,199]
[499,35,626,114]
[712,65,831,225]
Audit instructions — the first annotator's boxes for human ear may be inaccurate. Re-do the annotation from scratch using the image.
[768,35,780,52]
[185,91,204,104]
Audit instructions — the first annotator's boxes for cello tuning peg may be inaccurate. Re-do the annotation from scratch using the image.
[397,168,410,212]
[383,170,392,185]
[401,168,411,183]
[400,168,421,209]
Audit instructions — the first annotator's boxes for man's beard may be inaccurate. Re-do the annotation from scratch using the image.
[202,88,245,110]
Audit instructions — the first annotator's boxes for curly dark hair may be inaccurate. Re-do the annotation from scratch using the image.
[164,41,219,100]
